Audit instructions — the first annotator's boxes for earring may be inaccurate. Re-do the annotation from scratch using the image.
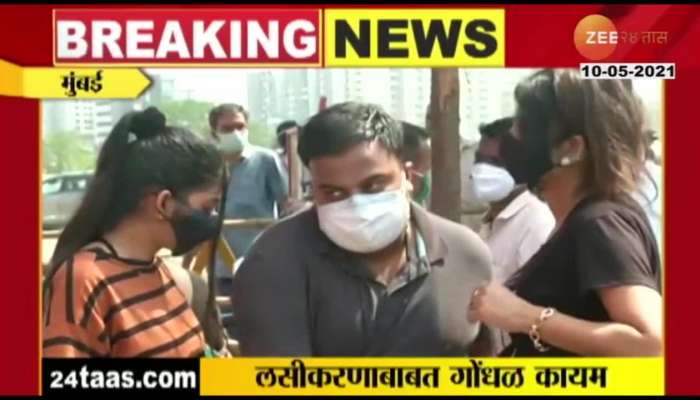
[560,156,571,166]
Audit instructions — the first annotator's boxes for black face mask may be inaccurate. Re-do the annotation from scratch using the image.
[168,203,220,256]
[500,129,556,191]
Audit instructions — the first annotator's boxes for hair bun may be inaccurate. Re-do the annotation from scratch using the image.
[130,107,167,140]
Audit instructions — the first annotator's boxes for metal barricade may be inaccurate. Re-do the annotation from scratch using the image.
[186,218,276,275]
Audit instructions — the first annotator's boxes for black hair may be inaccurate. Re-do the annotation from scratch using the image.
[401,121,430,162]
[298,102,403,166]
[48,106,225,272]
[208,103,249,139]
[514,69,647,198]
[276,120,299,149]
[479,117,514,139]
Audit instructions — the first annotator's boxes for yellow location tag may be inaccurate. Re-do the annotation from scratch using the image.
[0,59,151,99]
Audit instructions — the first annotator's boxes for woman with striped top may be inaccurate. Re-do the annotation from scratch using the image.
[43,107,225,358]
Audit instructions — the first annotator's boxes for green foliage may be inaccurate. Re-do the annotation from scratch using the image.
[153,99,275,149]
[155,99,215,138]
[248,121,276,149]
[42,131,96,174]
[157,99,276,148]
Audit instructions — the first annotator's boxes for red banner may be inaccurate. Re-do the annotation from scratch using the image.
[54,9,321,65]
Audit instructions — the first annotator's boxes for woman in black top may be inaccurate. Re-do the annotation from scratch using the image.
[469,69,662,356]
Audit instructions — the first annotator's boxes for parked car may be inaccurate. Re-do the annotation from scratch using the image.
[42,172,93,230]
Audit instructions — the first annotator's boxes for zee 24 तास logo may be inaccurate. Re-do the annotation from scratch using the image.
[573,14,669,61]
[574,14,674,80]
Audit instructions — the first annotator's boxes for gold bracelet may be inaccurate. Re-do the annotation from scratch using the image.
[528,307,556,352]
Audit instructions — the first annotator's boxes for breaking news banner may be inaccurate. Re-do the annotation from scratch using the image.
[2,2,700,398]
[53,9,323,66]
[52,8,504,67]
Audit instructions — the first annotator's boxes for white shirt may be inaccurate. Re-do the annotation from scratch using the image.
[479,190,556,282]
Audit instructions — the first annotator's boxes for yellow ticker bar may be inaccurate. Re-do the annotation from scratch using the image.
[0,59,151,99]
[325,9,505,67]
[200,357,664,396]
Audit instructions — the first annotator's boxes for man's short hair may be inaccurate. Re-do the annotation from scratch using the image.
[208,103,250,131]
[298,102,403,166]
[276,120,299,149]
[277,120,299,135]
[478,116,514,139]
[401,121,430,162]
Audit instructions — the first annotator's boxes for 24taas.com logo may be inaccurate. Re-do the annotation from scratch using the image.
[573,14,669,61]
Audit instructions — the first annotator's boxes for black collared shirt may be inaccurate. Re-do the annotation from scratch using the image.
[232,203,493,356]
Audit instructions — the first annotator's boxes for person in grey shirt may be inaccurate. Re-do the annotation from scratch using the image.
[208,104,288,296]
[233,102,494,356]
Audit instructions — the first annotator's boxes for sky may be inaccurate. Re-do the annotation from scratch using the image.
[144,68,663,155]
[146,67,662,107]
[145,68,252,104]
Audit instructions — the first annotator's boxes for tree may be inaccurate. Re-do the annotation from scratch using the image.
[155,99,215,138]
[43,132,96,175]
[155,99,276,149]
[428,68,462,223]
[248,121,276,149]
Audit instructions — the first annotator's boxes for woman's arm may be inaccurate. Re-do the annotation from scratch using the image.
[469,282,662,356]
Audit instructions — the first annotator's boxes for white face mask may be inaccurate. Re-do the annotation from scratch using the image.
[217,130,248,154]
[469,162,515,202]
[236,128,249,142]
[317,188,411,254]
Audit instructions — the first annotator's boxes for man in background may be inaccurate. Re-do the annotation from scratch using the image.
[401,121,432,207]
[469,116,555,354]
[275,120,312,197]
[471,116,555,282]
[208,104,289,296]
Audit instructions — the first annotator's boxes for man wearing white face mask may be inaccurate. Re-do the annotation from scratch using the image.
[233,102,494,356]
[471,117,555,283]
[206,104,288,299]
[470,117,555,356]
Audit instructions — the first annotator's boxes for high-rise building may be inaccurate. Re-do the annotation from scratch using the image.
[344,69,394,108]
[389,69,431,126]
[320,69,345,109]
[42,100,119,148]
[42,101,75,135]
[140,73,176,106]
[280,69,312,123]
[272,69,337,126]
[246,69,431,129]
[247,70,278,127]
[321,69,431,126]
[460,69,536,140]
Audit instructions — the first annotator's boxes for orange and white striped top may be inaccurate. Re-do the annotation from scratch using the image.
[43,248,205,358]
